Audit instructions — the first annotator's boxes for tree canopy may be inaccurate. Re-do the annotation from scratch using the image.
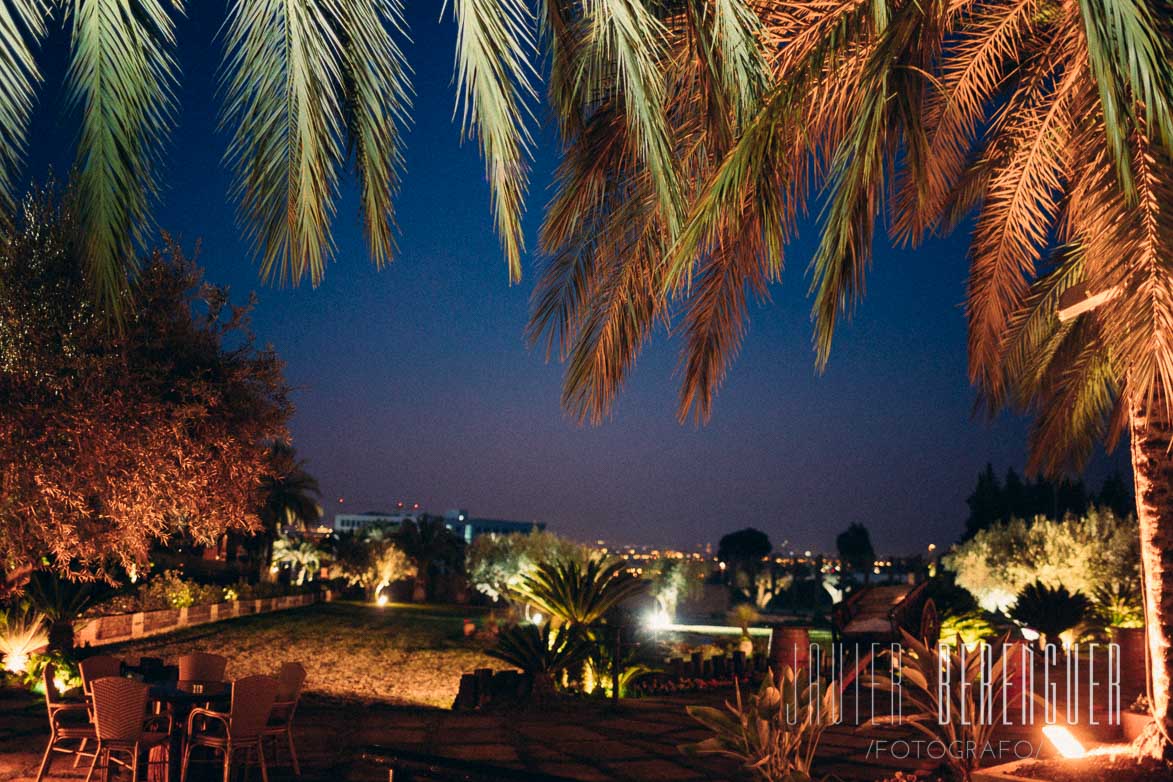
[0,188,292,583]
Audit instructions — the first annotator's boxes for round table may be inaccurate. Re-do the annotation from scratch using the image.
[146,681,231,782]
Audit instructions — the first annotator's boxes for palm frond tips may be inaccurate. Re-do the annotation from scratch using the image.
[1076,0,1173,196]
[66,0,181,317]
[451,0,538,283]
[0,0,46,216]
[582,0,683,233]
[220,0,346,287]
[339,0,412,267]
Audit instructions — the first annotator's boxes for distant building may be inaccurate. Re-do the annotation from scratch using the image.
[332,503,424,534]
[331,505,543,542]
[442,509,545,543]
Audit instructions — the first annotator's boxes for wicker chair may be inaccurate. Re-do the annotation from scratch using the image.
[177,653,227,683]
[261,663,306,776]
[84,677,172,782]
[36,662,96,782]
[79,656,123,696]
[181,675,278,782]
[74,655,123,768]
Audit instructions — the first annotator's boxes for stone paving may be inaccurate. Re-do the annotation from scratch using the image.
[0,684,942,782]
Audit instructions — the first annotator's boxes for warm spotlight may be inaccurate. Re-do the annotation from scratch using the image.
[1042,726,1086,759]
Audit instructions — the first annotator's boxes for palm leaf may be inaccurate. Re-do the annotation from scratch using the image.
[450,0,537,282]
[1077,0,1173,197]
[0,0,45,215]
[340,0,412,266]
[220,0,346,287]
[66,0,181,317]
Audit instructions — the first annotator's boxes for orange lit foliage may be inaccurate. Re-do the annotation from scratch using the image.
[0,190,292,581]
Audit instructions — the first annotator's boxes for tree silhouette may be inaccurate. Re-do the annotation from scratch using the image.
[836,523,876,585]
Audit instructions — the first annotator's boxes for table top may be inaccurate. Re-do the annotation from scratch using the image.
[148,680,231,705]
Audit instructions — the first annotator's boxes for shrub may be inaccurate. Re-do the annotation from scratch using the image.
[937,609,996,648]
[1009,581,1090,645]
[137,570,224,610]
[682,666,837,781]
[943,510,1137,613]
[466,531,588,604]
[868,631,1017,782]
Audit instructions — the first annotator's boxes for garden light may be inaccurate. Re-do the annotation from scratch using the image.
[376,593,389,607]
[647,609,671,631]
[3,651,29,675]
[1042,726,1086,759]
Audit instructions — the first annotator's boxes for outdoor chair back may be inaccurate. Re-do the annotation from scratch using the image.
[79,656,122,697]
[42,662,65,708]
[90,678,150,742]
[227,675,279,739]
[36,663,97,782]
[275,663,306,703]
[177,652,227,683]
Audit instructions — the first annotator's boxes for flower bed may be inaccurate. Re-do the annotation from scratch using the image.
[75,591,321,647]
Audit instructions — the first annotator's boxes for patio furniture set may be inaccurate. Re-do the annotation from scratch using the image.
[35,652,307,782]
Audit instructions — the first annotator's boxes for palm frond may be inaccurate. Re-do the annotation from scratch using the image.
[220,0,346,287]
[1076,0,1173,197]
[964,65,1078,396]
[66,0,181,317]
[340,0,413,266]
[451,0,537,282]
[0,0,45,215]
[582,0,683,233]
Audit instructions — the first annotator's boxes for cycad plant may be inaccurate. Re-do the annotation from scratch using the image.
[1092,579,1144,629]
[485,622,592,702]
[24,570,96,653]
[514,558,645,628]
[1009,581,1091,647]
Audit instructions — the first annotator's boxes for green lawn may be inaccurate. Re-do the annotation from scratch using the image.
[105,601,495,708]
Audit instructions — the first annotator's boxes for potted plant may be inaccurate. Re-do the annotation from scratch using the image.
[1123,695,1152,742]
[729,604,758,657]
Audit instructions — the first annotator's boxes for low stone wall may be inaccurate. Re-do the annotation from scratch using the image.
[75,592,321,648]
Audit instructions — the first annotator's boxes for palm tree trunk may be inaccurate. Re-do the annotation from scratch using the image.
[1129,394,1173,756]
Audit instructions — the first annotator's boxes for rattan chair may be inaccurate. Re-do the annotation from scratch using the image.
[177,653,227,683]
[261,663,306,776]
[84,677,171,782]
[74,655,123,768]
[181,675,278,782]
[36,662,96,782]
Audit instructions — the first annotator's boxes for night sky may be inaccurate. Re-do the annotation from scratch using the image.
[21,0,1129,554]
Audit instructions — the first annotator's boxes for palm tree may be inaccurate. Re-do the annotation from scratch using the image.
[526,0,1173,751]
[251,442,322,579]
[272,535,327,585]
[0,0,754,319]
[393,517,465,602]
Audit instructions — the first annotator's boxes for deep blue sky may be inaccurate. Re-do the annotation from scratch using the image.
[22,0,1128,553]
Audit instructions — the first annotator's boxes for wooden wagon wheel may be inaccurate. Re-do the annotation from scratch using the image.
[920,598,940,644]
